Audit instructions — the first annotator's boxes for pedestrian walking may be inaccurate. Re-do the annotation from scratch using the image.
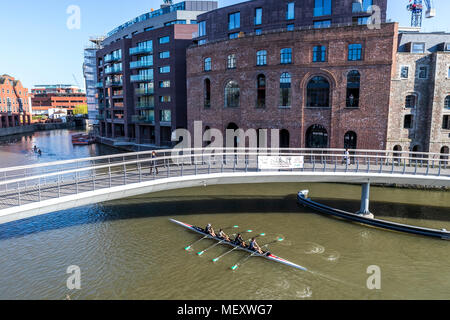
[150,151,159,175]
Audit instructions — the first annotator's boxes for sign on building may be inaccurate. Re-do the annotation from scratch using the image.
[258,156,304,170]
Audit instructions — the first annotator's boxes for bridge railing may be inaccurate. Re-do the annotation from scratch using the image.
[0,148,448,210]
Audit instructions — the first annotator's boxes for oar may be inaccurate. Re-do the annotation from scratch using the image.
[212,233,265,263]
[198,229,252,256]
[184,225,239,251]
[231,237,283,271]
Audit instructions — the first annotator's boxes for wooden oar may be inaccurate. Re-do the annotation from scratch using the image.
[212,233,266,263]
[231,237,283,271]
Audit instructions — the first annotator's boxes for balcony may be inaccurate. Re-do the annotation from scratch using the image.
[96,114,105,120]
[135,87,154,95]
[95,82,103,88]
[129,46,153,55]
[105,65,123,74]
[105,55,122,63]
[130,60,153,69]
[352,3,371,13]
[130,75,154,82]
[131,115,155,124]
[136,102,155,110]
[105,79,123,87]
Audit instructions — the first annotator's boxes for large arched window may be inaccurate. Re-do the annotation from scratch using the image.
[445,95,450,109]
[280,72,291,108]
[257,74,266,108]
[344,131,357,149]
[405,94,417,108]
[307,76,330,108]
[224,81,240,108]
[204,79,211,108]
[346,71,360,108]
[280,129,290,149]
[441,146,449,166]
[306,124,328,148]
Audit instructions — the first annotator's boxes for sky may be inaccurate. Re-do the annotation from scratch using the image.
[0,0,449,91]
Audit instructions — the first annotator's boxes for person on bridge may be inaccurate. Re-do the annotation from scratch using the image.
[37,149,42,156]
[234,233,247,247]
[343,149,350,165]
[150,151,159,175]
[249,237,263,254]
[205,223,216,237]
[33,145,37,153]
[218,229,230,242]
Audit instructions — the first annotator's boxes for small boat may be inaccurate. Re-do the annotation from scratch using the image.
[297,190,450,240]
[170,219,307,271]
[72,134,95,145]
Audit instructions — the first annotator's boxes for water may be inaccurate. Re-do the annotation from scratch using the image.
[0,129,449,300]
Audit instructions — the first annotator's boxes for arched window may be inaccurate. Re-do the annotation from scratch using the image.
[405,94,417,108]
[224,81,240,108]
[393,145,402,163]
[204,57,212,71]
[204,79,211,108]
[346,71,360,108]
[306,124,328,148]
[256,50,267,66]
[256,74,266,108]
[280,72,291,107]
[307,76,330,108]
[280,129,290,149]
[445,96,450,109]
[344,131,357,149]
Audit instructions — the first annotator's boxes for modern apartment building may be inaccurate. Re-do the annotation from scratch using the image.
[31,85,87,116]
[388,32,450,155]
[0,74,31,128]
[96,0,217,147]
[84,37,104,127]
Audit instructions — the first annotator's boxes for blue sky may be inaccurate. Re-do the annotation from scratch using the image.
[0,0,448,90]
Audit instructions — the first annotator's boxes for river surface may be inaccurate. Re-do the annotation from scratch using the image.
[0,129,449,300]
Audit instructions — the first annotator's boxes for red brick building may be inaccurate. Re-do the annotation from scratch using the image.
[0,74,31,128]
[187,22,399,149]
[31,85,87,116]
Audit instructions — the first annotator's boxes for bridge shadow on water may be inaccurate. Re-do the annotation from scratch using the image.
[0,194,449,241]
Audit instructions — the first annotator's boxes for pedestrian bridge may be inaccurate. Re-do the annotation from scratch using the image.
[0,148,449,225]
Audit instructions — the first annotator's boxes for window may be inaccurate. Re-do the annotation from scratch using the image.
[286,2,295,20]
[443,115,450,130]
[229,32,239,39]
[314,20,331,28]
[280,48,292,64]
[404,115,413,129]
[225,81,240,108]
[354,17,370,25]
[445,96,450,109]
[160,110,171,122]
[227,54,236,69]
[401,66,409,79]
[198,21,206,37]
[159,96,171,103]
[159,51,170,59]
[353,0,372,12]
[280,129,290,148]
[204,79,211,108]
[159,36,170,44]
[306,124,328,148]
[344,131,358,149]
[418,66,428,79]
[405,95,417,108]
[257,50,267,66]
[199,39,206,45]
[204,57,212,71]
[229,12,240,30]
[314,0,332,16]
[313,45,326,62]
[159,80,171,88]
[307,76,330,107]
[144,27,154,32]
[257,74,266,108]
[346,70,360,108]
[445,43,450,52]
[255,8,262,25]
[159,66,170,73]
[287,24,295,31]
[255,28,262,35]
[280,72,291,108]
[411,43,425,53]
[348,44,363,61]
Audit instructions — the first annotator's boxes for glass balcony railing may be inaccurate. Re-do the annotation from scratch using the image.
[95,82,103,88]
[130,75,154,82]
[105,55,122,63]
[130,60,153,69]
[313,7,331,17]
[135,87,154,95]
[129,46,153,55]
[136,102,155,109]
[105,79,123,87]
[352,3,371,13]
[96,114,105,120]
[105,65,123,74]
[131,115,155,123]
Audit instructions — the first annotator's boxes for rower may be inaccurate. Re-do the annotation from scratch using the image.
[233,234,247,247]
[205,223,216,237]
[218,229,230,242]
[249,237,263,254]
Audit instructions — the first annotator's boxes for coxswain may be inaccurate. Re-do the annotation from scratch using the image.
[234,233,247,247]
[218,229,230,242]
[205,223,216,237]
[249,237,263,254]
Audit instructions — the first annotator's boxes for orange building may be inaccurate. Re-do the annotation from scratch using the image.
[31,85,87,116]
[0,74,31,128]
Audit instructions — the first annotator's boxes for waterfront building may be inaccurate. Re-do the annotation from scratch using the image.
[96,0,217,147]
[388,31,450,156]
[0,74,31,128]
[187,0,395,150]
[31,85,87,116]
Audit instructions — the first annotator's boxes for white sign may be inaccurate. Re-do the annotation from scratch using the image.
[258,156,304,170]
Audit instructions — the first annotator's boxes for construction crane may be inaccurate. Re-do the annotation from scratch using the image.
[407,0,436,28]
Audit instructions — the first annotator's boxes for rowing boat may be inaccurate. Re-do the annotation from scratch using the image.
[170,219,307,271]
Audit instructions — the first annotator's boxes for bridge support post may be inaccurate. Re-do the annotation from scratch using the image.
[357,182,374,219]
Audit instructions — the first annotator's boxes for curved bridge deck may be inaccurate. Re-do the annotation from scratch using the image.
[0,148,449,225]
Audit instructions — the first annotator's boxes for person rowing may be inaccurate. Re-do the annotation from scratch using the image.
[234,233,247,247]
[249,237,263,254]
[205,223,216,237]
[218,229,230,242]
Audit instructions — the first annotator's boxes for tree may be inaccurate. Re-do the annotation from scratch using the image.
[73,104,88,115]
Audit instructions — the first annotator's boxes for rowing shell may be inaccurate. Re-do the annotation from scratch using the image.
[170,219,307,271]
